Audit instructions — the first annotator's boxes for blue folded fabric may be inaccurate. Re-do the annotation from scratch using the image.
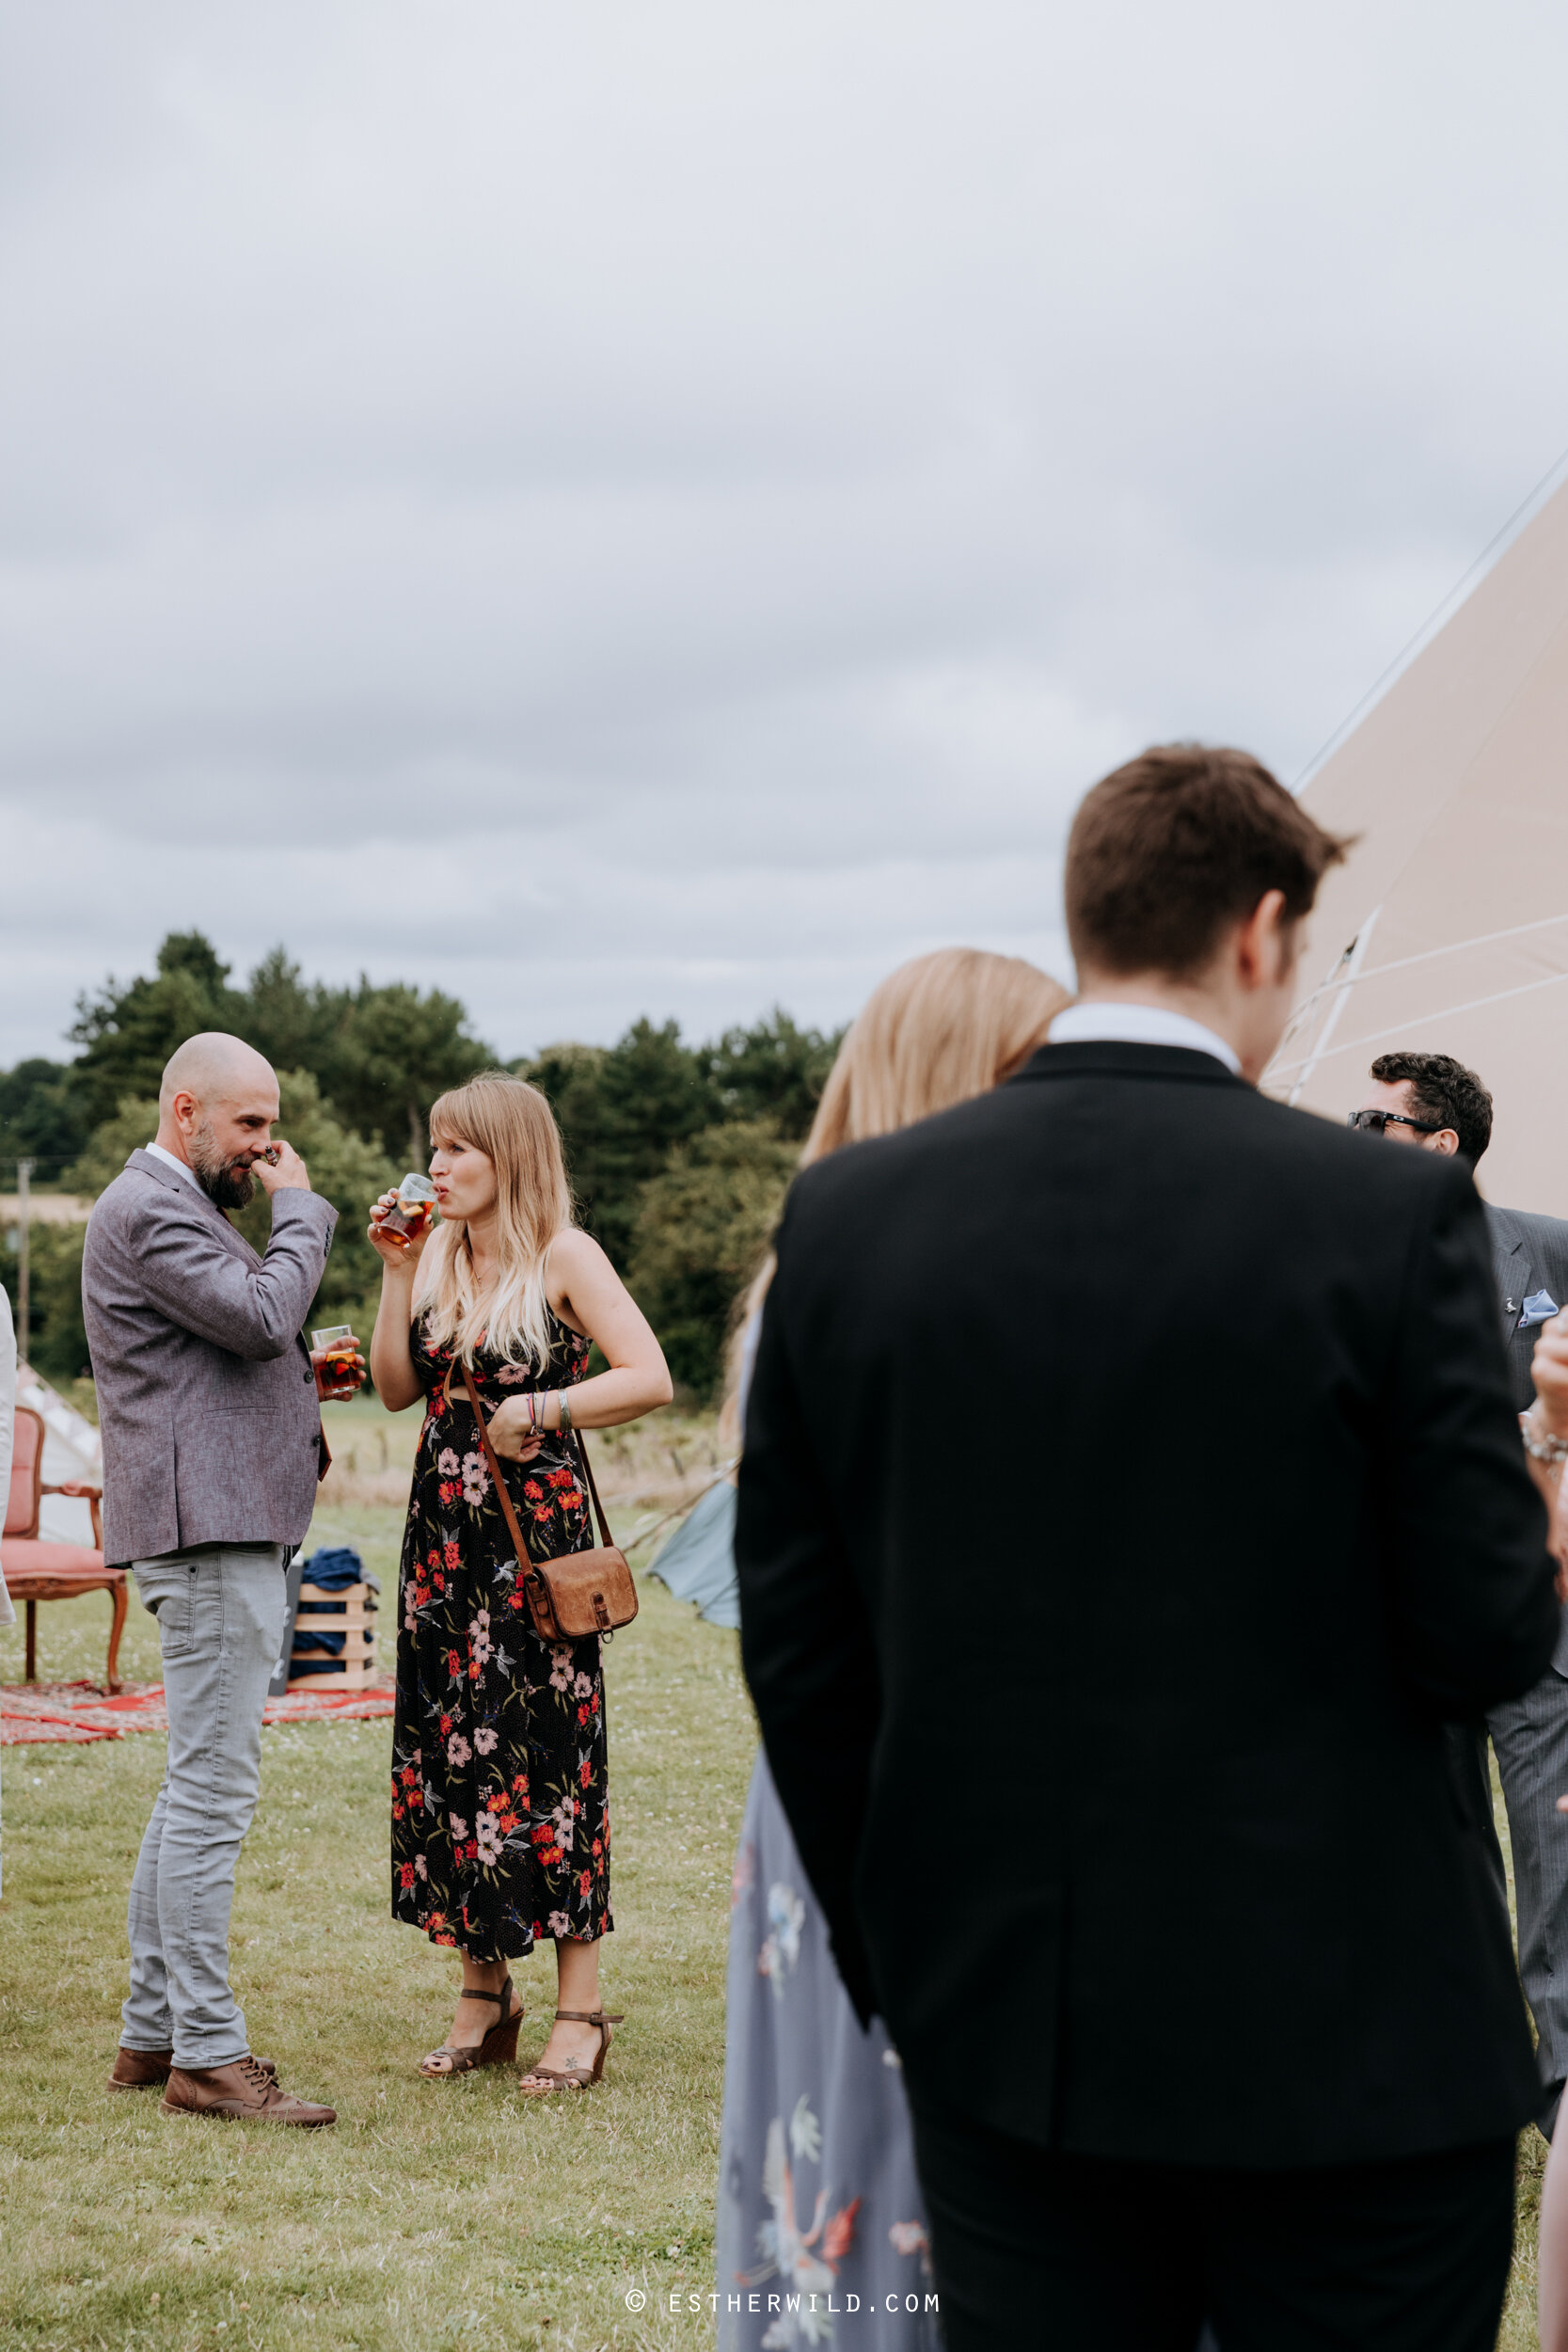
[649,1481,740,1630]
[300,1546,366,1590]
[1519,1289,1560,1330]
[292,1547,380,1658]
[294,1629,348,1656]
[284,1547,382,1685]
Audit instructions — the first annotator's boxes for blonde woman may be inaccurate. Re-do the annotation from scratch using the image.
[716,950,1069,2348]
[370,1072,672,2091]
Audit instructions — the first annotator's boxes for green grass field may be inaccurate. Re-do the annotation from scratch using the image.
[0,1408,754,2352]
[0,1399,1553,2350]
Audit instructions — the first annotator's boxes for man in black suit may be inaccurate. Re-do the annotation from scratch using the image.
[736,746,1560,2351]
[1354,1048,1568,2136]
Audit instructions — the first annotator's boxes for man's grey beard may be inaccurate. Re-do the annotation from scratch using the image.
[190,1127,257,1212]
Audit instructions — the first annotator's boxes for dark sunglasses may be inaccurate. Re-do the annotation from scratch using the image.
[1345,1109,1446,1136]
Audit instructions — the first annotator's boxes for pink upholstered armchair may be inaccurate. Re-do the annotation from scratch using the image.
[1,1404,125,1692]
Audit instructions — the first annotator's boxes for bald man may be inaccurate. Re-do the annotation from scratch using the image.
[82,1032,346,2127]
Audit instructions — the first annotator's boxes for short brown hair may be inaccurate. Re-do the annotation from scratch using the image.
[1065,743,1352,980]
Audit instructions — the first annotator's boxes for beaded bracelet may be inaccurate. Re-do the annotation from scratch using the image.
[1522,1407,1568,1466]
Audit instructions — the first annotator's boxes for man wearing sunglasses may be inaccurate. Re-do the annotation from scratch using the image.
[1353,1048,1568,2139]
[1351,1049,1568,1425]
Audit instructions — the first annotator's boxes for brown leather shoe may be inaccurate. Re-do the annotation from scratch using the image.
[109,2046,277,2092]
[160,2055,335,2127]
[108,2046,174,2091]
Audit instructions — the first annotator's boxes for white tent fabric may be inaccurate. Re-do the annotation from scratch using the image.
[17,1370,102,1546]
[1266,476,1568,1216]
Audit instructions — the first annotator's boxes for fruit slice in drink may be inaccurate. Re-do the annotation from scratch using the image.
[311,1325,362,1397]
[380,1173,438,1241]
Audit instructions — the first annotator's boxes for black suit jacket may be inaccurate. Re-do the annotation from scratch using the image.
[736,1042,1559,2168]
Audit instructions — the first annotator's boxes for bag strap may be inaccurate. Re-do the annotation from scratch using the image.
[571,1428,616,1551]
[456,1359,537,1585]
[453,1359,617,1556]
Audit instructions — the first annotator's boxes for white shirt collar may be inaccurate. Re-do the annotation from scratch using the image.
[144,1140,203,1189]
[1048,1001,1242,1076]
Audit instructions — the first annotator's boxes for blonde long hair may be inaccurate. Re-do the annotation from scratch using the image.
[798,946,1069,1168]
[416,1072,575,1369]
[720,947,1069,1439]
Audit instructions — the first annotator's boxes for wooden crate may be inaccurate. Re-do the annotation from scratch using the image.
[287,1580,379,1692]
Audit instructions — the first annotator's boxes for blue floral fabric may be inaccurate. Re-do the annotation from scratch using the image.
[718,1750,942,2350]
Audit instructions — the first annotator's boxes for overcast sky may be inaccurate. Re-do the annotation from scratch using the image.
[3,1,1567,1068]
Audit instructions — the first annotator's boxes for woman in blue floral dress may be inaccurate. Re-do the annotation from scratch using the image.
[369,1072,672,2091]
[716,950,1069,2348]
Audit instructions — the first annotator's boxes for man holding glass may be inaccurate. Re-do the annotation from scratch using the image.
[83,1031,358,2128]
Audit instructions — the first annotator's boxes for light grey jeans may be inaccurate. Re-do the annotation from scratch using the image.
[121,1542,288,2068]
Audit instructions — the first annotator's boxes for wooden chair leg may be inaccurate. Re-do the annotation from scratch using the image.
[105,1581,128,1695]
[24,1598,37,1683]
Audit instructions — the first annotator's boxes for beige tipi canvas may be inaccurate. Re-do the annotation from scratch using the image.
[1265,475,1568,1216]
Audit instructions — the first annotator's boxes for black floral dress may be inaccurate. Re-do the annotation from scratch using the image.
[390,1311,613,1962]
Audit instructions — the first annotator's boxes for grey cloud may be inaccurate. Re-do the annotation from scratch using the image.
[4,0,1568,1070]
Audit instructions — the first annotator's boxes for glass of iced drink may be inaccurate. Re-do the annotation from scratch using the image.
[380,1172,438,1244]
[311,1325,362,1400]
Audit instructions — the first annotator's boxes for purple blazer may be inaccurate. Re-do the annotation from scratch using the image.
[82,1150,338,1565]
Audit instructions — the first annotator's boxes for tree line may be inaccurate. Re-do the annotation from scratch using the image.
[0,931,841,1397]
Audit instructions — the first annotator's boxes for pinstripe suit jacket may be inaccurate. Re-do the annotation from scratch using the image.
[1488,1200,1568,1675]
[1487,1202,1568,1413]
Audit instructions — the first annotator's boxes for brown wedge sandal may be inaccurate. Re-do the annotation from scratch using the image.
[517,2007,625,2095]
[420,1978,523,2078]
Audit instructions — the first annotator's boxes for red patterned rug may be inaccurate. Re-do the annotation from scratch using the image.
[1,1677,395,1746]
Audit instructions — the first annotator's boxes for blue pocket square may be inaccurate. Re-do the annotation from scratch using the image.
[1519,1289,1560,1330]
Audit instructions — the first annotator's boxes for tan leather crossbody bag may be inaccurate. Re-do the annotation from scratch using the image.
[454,1359,639,1643]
